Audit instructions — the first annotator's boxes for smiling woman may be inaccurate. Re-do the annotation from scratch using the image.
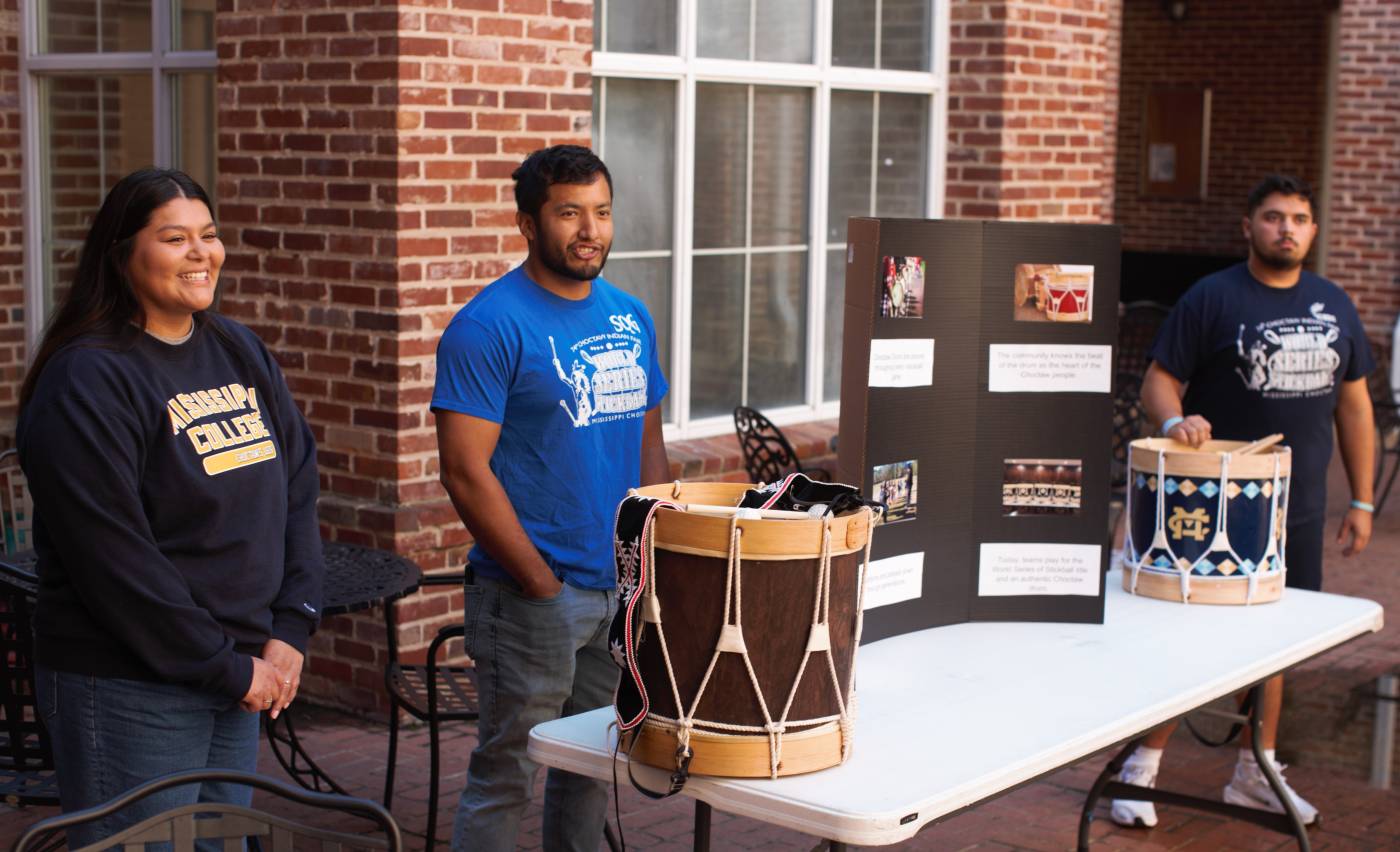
[14,169,325,844]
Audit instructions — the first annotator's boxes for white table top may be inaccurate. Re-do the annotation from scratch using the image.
[527,569,1384,845]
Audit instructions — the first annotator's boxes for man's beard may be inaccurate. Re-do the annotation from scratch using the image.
[1251,234,1305,271]
[539,237,609,282]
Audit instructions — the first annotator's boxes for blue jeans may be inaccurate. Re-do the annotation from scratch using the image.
[451,576,618,852]
[35,666,260,849]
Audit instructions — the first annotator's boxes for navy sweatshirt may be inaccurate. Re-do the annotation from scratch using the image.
[17,315,323,701]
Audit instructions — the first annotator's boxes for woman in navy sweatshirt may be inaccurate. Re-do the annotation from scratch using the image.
[16,169,324,842]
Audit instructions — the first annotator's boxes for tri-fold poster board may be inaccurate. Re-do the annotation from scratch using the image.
[838,218,1122,641]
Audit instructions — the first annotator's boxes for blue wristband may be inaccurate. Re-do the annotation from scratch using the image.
[1160,416,1185,437]
[1351,500,1375,513]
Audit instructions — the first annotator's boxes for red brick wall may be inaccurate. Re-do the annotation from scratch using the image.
[946,0,1117,223]
[1322,0,1400,339]
[0,2,21,435]
[1113,0,1330,256]
[215,0,594,713]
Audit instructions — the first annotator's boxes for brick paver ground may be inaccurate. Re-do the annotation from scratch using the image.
[3,452,1396,849]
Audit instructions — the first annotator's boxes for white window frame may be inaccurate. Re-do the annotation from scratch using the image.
[18,1,217,351]
[594,0,949,440]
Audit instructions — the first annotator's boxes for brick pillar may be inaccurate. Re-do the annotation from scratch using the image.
[945,0,1118,223]
[0,1,21,435]
[1324,0,1400,341]
[216,0,593,714]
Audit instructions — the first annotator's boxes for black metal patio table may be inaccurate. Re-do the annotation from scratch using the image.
[264,540,421,795]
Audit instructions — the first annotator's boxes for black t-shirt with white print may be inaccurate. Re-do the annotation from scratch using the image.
[1148,262,1374,524]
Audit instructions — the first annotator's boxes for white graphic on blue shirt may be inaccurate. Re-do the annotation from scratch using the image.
[1235,308,1342,398]
[548,315,649,428]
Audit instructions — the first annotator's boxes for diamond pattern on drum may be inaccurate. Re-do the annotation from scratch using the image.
[1241,559,1257,574]
[1136,473,1147,489]
[1178,479,1198,497]
[1263,481,1274,498]
[1215,559,1238,576]
[1243,482,1262,499]
[1148,476,1158,491]
[1165,478,1179,495]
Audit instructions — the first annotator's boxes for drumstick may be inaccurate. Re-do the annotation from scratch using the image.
[1233,433,1284,456]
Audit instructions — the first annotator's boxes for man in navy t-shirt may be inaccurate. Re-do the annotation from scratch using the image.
[433,146,670,851]
[1112,175,1376,830]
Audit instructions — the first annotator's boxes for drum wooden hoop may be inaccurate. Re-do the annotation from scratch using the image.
[630,483,873,560]
[626,719,845,778]
[1128,437,1292,479]
[1122,566,1284,605]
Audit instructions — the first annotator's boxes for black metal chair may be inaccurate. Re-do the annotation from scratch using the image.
[10,767,402,852]
[0,558,58,809]
[382,571,477,850]
[1110,371,1147,503]
[733,405,831,484]
[1368,347,1400,514]
[1116,300,1170,379]
[0,450,33,557]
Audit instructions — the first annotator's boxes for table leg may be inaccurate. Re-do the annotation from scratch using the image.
[1077,686,1313,851]
[264,708,349,796]
[693,800,711,852]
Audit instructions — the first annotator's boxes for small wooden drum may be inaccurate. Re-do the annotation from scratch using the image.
[621,482,874,778]
[1124,438,1291,605]
[1043,269,1092,322]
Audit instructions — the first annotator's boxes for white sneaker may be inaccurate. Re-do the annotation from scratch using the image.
[1109,758,1160,828]
[1222,756,1319,825]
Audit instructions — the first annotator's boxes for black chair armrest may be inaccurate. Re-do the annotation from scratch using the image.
[419,573,467,587]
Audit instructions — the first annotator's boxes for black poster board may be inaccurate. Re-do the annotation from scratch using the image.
[838,218,1121,642]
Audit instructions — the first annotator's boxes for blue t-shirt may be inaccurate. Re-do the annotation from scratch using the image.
[1148,262,1374,523]
[431,266,668,589]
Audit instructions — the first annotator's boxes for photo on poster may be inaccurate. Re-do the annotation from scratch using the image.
[880,256,925,319]
[1013,264,1094,323]
[1001,459,1083,516]
[872,459,918,523]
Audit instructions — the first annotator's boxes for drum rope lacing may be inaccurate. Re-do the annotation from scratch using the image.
[1127,445,1287,604]
[638,507,876,779]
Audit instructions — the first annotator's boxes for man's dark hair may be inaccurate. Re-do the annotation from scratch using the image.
[1246,174,1314,217]
[512,145,613,220]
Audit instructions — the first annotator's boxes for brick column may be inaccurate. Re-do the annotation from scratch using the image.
[216,0,592,714]
[0,1,21,434]
[1324,0,1400,340]
[945,0,1118,223]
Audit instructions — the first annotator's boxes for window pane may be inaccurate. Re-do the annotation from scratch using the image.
[824,248,845,401]
[599,78,675,254]
[41,0,151,53]
[755,1,814,63]
[875,93,928,217]
[42,74,153,316]
[606,257,674,422]
[831,0,877,68]
[694,84,747,250]
[697,0,750,60]
[597,0,677,55]
[174,0,216,51]
[881,0,931,71]
[748,251,807,409]
[690,255,746,419]
[827,91,874,241]
[173,73,216,195]
[750,87,810,247]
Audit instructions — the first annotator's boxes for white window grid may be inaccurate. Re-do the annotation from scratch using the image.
[18,1,217,350]
[594,0,950,440]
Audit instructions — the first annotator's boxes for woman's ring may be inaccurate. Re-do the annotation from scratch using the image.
[264,699,273,707]
[283,679,291,685]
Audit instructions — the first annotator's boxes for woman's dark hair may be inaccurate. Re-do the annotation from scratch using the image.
[19,168,215,410]
[512,145,612,221]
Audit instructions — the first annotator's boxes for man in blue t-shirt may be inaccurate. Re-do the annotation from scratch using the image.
[432,145,670,851]
[1112,175,1376,830]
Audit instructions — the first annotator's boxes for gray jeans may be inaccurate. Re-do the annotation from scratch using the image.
[451,574,618,852]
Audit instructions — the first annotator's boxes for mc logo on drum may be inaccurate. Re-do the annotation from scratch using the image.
[1167,507,1211,542]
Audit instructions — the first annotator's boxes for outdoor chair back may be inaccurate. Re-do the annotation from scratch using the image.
[0,450,32,556]
[0,559,57,808]
[10,768,402,852]
[733,405,830,485]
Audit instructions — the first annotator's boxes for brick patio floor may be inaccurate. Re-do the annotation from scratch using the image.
[3,453,1397,849]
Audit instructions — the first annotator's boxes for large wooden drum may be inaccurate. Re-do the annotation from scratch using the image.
[1124,438,1291,605]
[619,482,875,779]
